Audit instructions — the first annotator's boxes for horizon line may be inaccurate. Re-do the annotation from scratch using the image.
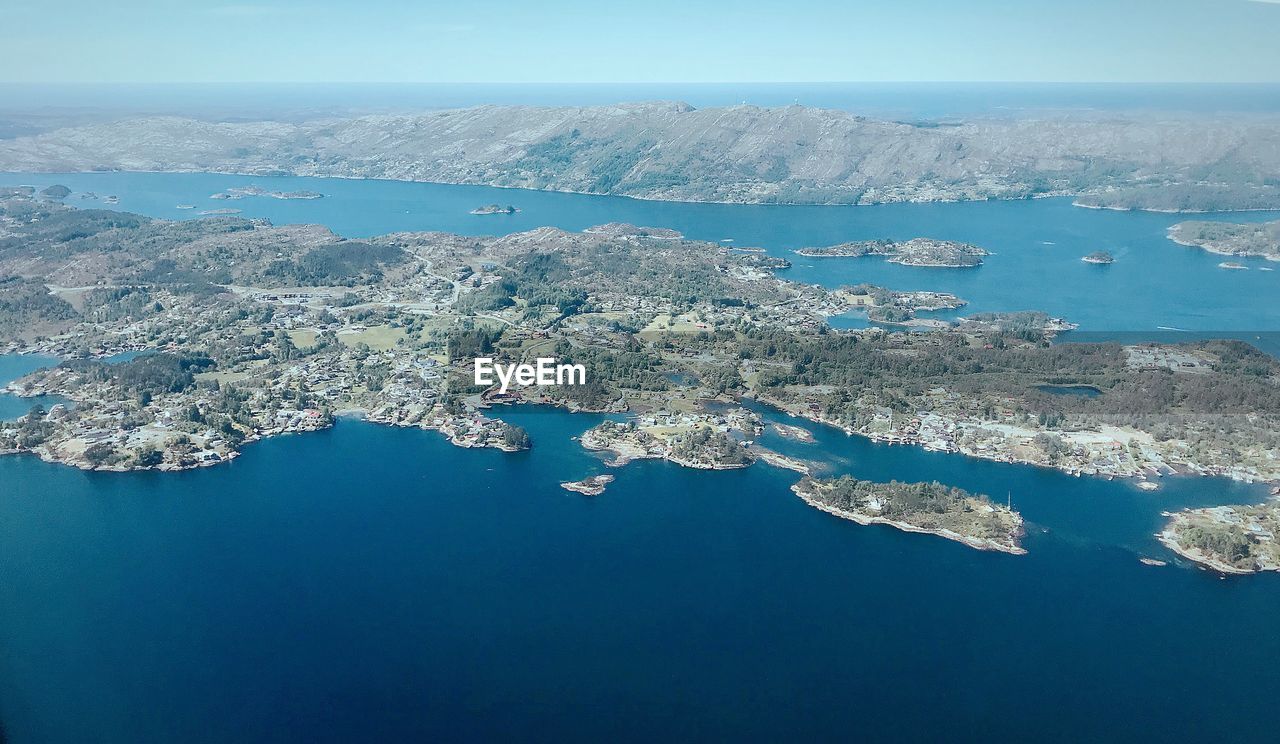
[3,80,1280,86]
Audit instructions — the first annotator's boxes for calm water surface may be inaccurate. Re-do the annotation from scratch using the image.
[2,169,1279,741]
[0,391,1275,743]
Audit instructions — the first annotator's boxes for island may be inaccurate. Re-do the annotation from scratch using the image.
[211,185,323,201]
[1081,251,1115,265]
[1168,219,1280,262]
[470,204,519,215]
[1219,262,1248,271]
[796,238,988,267]
[771,423,815,442]
[791,475,1026,554]
[39,184,70,199]
[560,474,615,496]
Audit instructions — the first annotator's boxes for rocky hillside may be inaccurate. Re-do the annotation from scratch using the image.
[3,102,1279,207]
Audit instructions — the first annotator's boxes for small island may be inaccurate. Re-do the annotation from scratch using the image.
[771,423,815,443]
[792,475,1026,554]
[1081,251,1115,265]
[470,204,520,215]
[1219,262,1248,271]
[796,238,988,268]
[39,184,71,199]
[561,474,615,496]
[211,186,323,201]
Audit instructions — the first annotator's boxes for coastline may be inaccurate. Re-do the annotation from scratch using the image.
[750,391,1280,485]
[0,166,1085,209]
[791,483,1027,555]
[1155,527,1258,575]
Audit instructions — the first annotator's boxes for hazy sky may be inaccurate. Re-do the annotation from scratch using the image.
[4,0,1279,83]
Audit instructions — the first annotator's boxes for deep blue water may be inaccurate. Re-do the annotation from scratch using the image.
[1,386,1274,743]
[5,172,1280,335]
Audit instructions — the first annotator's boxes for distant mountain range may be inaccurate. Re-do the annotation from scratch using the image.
[2,101,1278,209]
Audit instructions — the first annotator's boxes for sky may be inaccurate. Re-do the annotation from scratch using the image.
[2,0,1279,84]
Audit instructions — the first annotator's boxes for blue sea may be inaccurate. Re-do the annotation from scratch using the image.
[2,166,1280,741]
[1,384,1275,742]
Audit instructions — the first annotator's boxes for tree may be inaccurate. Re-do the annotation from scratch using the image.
[502,425,531,450]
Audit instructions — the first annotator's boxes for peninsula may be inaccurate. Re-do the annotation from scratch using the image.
[1168,219,1280,262]
[1158,503,1280,574]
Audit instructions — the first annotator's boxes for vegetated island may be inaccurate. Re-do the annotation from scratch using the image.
[470,204,519,215]
[561,474,614,496]
[39,184,71,199]
[796,238,988,267]
[211,185,323,201]
[792,475,1026,554]
[1081,250,1115,265]
[1167,219,1280,262]
[1158,501,1280,574]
